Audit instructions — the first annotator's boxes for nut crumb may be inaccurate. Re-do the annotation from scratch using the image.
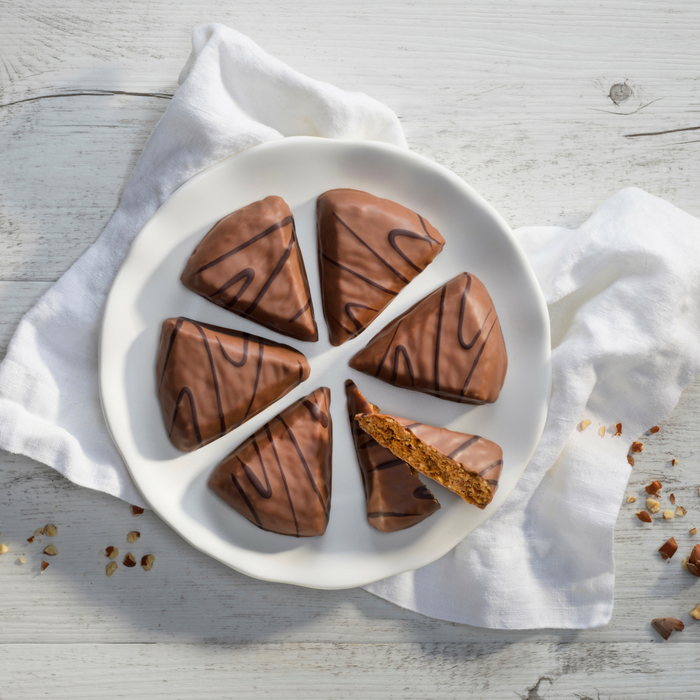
[141,554,155,571]
[636,511,652,523]
[670,493,676,505]
[40,561,49,573]
[663,510,675,520]
[44,524,57,537]
[651,617,684,640]
[33,528,44,537]
[671,458,678,466]
[105,546,118,560]
[683,557,689,570]
[650,426,660,434]
[690,605,700,621]
[26,536,34,543]
[580,419,591,431]
[43,545,59,556]
[646,498,661,514]
[123,553,137,568]
[626,495,637,503]
[627,455,635,467]
[0,543,9,555]
[631,441,644,453]
[677,506,688,517]
[598,425,606,437]
[687,545,700,577]
[614,422,622,436]
[646,480,662,495]
[690,528,698,535]
[127,531,140,544]
[130,505,144,516]
[18,556,25,564]
[659,537,678,560]
[106,562,118,577]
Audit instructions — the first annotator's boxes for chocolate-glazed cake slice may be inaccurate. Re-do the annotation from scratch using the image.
[209,387,332,537]
[350,272,507,404]
[317,189,445,346]
[156,318,310,452]
[345,381,440,533]
[181,196,318,342]
[355,412,502,509]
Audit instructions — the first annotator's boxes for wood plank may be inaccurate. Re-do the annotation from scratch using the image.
[1,1,699,280]
[0,642,699,699]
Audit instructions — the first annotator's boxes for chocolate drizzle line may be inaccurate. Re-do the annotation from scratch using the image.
[193,323,225,435]
[195,215,294,274]
[241,440,273,499]
[159,318,184,388]
[279,415,329,520]
[321,254,398,296]
[461,316,499,397]
[217,334,248,367]
[265,424,299,536]
[447,436,480,459]
[243,342,264,422]
[390,346,414,386]
[170,387,201,445]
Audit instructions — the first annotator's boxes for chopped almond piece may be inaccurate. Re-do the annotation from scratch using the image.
[105,546,118,560]
[686,545,700,577]
[43,545,58,556]
[671,458,678,466]
[26,536,34,543]
[614,423,622,436]
[0,544,9,555]
[598,426,606,437]
[580,419,591,431]
[646,498,661,514]
[141,554,155,572]
[626,495,637,503]
[106,562,118,577]
[690,527,698,536]
[40,561,49,573]
[659,537,678,560]
[631,441,644,453]
[690,605,700,621]
[646,480,662,496]
[123,553,137,568]
[636,511,652,523]
[18,556,25,565]
[44,524,58,537]
[127,531,141,544]
[627,455,635,467]
[650,426,660,434]
[677,506,687,517]
[670,493,676,505]
[131,505,144,516]
[663,510,675,520]
[651,617,684,640]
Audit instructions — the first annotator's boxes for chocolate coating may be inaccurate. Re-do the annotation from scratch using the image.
[317,189,445,346]
[181,196,318,342]
[359,413,503,506]
[156,318,310,452]
[208,387,333,537]
[350,272,507,404]
[345,381,440,533]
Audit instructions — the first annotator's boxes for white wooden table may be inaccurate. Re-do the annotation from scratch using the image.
[1,2,700,697]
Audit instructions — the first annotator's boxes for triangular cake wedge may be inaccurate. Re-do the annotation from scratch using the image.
[181,196,318,342]
[350,272,507,404]
[208,387,332,537]
[156,318,310,452]
[355,412,502,509]
[345,381,440,533]
[317,189,445,346]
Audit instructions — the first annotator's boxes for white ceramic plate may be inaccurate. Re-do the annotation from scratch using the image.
[100,136,550,589]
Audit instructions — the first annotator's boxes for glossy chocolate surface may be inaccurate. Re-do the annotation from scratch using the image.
[359,413,503,505]
[350,272,507,404]
[317,189,445,346]
[156,318,310,452]
[208,387,333,537]
[181,196,318,342]
[345,381,440,533]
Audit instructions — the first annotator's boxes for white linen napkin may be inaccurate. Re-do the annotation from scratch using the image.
[1,24,699,629]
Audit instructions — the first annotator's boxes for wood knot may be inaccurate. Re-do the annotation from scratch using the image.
[609,83,633,105]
